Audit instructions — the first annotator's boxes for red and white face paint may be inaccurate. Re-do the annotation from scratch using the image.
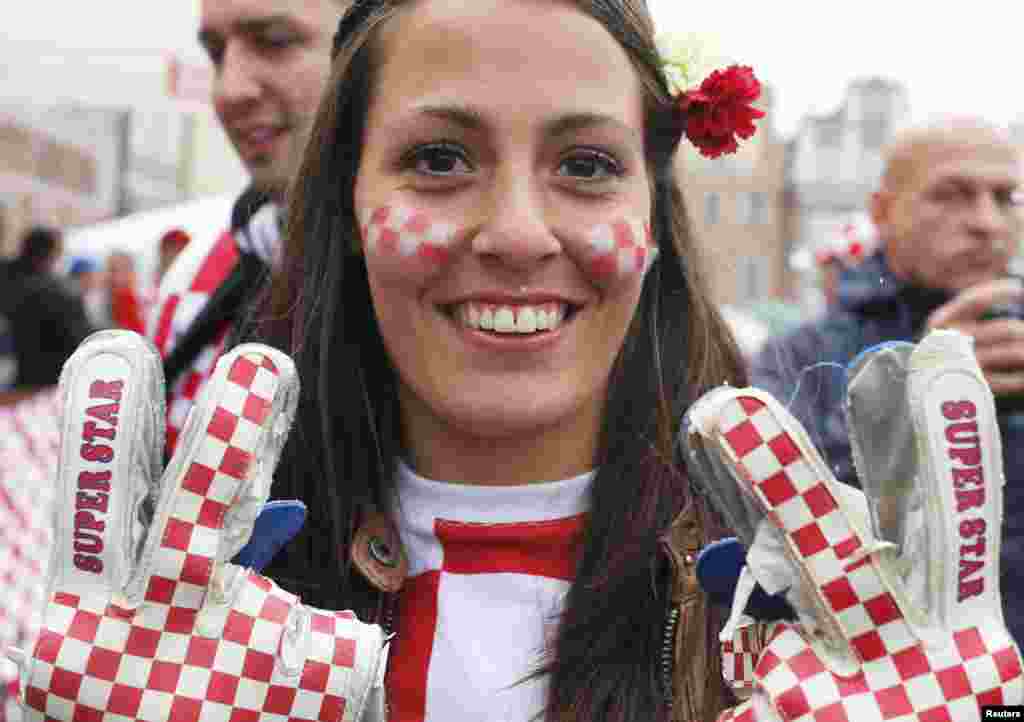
[575,218,658,284]
[359,202,658,290]
[360,204,459,277]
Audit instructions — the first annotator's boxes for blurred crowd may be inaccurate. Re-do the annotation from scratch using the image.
[0,226,190,398]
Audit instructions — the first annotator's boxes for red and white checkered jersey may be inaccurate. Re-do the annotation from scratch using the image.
[386,462,592,722]
[0,388,62,722]
[149,229,239,457]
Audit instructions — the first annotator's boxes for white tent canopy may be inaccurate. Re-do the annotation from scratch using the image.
[63,192,238,283]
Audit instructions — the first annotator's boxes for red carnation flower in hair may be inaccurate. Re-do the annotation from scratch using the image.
[678,65,765,159]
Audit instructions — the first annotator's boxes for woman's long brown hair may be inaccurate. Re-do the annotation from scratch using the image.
[250,2,747,720]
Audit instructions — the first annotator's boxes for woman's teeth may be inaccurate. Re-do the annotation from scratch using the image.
[456,302,568,334]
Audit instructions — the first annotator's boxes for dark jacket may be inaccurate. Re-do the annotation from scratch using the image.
[751,251,1024,645]
[0,262,94,389]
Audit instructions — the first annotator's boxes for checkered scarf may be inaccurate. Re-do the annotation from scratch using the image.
[150,230,240,458]
[151,200,280,459]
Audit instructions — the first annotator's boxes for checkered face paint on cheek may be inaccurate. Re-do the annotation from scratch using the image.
[569,218,658,288]
[359,204,459,280]
[359,204,657,291]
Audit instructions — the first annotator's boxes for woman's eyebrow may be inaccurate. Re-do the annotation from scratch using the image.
[409,104,488,132]
[543,112,639,141]
[405,103,639,140]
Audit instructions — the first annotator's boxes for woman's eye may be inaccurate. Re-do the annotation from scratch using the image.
[558,150,622,181]
[409,145,473,176]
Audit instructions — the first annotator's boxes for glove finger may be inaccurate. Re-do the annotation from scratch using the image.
[50,330,164,602]
[683,388,763,546]
[126,344,299,603]
[907,330,1005,630]
[216,345,301,567]
[697,386,923,661]
[846,341,918,549]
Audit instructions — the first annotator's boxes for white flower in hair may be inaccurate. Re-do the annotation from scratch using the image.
[655,31,727,95]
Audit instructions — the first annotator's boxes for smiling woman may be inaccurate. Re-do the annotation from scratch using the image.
[354,1,660,484]
[251,1,749,721]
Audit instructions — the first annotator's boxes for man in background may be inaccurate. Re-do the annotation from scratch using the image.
[0,226,94,395]
[67,257,109,329]
[106,251,146,334]
[156,227,191,283]
[751,116,1024,643]
[152,0,347,454]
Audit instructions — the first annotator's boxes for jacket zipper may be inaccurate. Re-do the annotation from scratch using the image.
[661,603,680,708]
[381,592,396,636]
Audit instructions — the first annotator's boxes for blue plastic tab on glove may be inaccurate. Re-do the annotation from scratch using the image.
[232,499,307,572]
[696,537,795,621]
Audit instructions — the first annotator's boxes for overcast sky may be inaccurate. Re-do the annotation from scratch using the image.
[2,1,1022,137]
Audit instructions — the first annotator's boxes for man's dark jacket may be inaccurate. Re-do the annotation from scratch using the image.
[750,251,1024,645]
[0,262,94,388]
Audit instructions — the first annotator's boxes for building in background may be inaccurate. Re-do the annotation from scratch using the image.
[121,56,248,212]
[164,54,248,200]
[0,49,246,258]
[0,104,121,254]
[678,86,790,308]
[122,109,190,214]
[784,77,909,305]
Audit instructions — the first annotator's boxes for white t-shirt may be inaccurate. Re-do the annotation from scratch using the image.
[386,461,594,722]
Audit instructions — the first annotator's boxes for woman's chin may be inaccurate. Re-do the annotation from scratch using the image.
[451,401,577,439]
[415,384,594,444]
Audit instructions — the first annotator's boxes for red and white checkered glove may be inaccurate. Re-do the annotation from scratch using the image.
[5,330,388,722]
[684,330,1023,721]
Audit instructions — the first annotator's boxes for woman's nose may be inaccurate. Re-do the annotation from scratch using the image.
[472,170,561,269]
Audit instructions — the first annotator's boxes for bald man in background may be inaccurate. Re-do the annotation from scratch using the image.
[751,117,1024,643]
